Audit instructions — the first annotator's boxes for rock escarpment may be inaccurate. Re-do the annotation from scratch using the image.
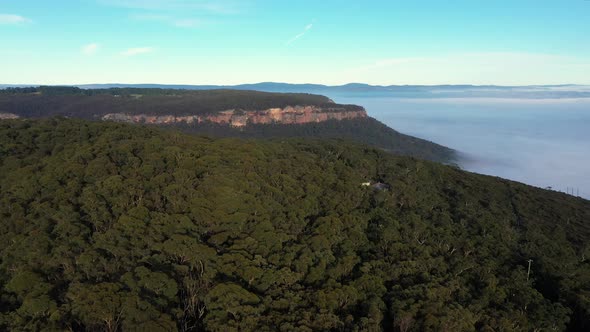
[0,87,457,164]
[102,105,367,127]
[0,113,19,119]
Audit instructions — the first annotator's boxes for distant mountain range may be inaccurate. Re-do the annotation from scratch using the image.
[2,83,590,98]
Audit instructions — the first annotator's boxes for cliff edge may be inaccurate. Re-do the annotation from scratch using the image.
[102,105,367,127]
[0,86,456,163]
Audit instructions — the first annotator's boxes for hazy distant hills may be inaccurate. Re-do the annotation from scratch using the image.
[75,83,590,99]
[3,83,590,98]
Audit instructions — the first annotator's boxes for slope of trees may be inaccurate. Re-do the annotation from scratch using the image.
[0,86,456,163]
[176,118,455,164]
[0,118,588,331]
[0,87,348,118]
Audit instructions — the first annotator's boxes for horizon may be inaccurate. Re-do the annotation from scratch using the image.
[2,82,590,88]
[2,0,590,85]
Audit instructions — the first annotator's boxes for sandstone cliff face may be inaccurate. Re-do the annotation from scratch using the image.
[0,113,19,120]
[102,105,367,127]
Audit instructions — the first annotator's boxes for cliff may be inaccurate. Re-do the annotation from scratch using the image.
[0,113,19,119]
[102,105,368,127]
[0,87,456,163]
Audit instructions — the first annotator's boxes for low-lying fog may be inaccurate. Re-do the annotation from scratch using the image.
[331,95,590,199]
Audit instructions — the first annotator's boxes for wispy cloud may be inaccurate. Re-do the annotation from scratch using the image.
[132,13,169,21]
[173,18,203,28]
[121,47,154,56]
[286,23,313,46]
[346,52,590,85]
[0,14,32,25]
[104,1,237,29]
[98,0,237,14]
[82,43,100,55]
[131,13,205,28]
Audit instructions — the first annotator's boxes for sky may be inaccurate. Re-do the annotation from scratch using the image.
[1,0,589,85]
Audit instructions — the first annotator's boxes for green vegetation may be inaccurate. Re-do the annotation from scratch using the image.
[0,118,588,331]
[0,86,348,118]
[0,86,456,163]
[177,118,455,164]
[1,85,333,99]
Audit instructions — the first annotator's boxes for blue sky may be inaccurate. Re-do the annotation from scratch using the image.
[1,0,589,85]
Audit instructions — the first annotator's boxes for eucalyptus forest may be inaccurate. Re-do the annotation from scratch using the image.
[0,118,588,331]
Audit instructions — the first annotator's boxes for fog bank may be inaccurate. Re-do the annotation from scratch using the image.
[331,96,590,199]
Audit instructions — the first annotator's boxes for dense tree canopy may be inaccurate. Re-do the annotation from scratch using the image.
[0,119,588,331]
[0,87,455,163]
[0,87,349,118]
[176,118,455,164]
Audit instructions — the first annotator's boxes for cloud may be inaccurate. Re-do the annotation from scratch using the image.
[98,0,237,13]
[286,23,313,46]
[131,13,204,28]
[111,1,237,29]
[131,13,170,21]
[82,43,100,55]
[346,52,590,85]
[0,14,32,25]
[121,47,154,56]
[173,19,203,28]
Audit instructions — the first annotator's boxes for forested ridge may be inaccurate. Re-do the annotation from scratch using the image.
[0,119,588,331]
[0,87,353,118]
[174,118,455,164]
[0,86,456,164]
